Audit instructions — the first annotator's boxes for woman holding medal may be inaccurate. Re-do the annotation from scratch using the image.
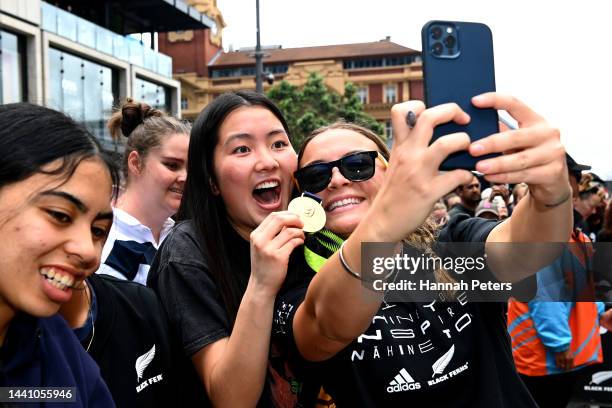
[147,91,317,407]
[272,94,576,407]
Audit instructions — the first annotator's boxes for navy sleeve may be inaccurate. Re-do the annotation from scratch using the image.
[87,377,116,407]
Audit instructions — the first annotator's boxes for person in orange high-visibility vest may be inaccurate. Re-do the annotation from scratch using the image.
[508,155,612,408]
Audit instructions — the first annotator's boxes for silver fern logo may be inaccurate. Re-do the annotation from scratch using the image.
[136,344,156,381]
[431,345,455,377]
[427,346,469,387]
[591,371,612,385]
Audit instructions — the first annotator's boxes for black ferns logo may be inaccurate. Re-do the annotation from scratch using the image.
[136,344,156,381]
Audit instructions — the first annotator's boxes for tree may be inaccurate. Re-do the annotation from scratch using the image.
[267,72,385,149]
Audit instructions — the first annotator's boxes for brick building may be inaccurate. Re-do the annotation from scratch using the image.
[159,2,424,141]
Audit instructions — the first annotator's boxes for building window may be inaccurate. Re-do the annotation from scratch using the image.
[210,64,288,78]
[47,48,116,150]
[385,120,393,146]
[267,64,288,75]
[357,86,368,104]
[385,84,397,103]
[343,55,419,70]
[0,29,25,104]
[181,97,188,110]
[136,77,170,113]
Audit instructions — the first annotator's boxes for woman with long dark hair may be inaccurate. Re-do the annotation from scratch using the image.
[0,103,117,406]
[148,91,314,406]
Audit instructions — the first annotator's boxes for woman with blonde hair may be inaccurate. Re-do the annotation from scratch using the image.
[273,94,572,407]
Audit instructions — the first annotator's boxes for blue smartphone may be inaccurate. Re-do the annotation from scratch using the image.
[421,20,500,170]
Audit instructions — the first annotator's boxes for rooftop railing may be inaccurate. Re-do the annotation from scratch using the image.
[41,1,172,77]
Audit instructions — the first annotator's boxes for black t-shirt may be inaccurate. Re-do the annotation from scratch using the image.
[448,203,475,222]
[147,221,232,407]
[147,221,319,407]
[273,215,537,407]
[84,274,178,408]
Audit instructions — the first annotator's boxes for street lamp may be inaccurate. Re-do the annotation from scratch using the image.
[253,0,275,92]
[254,0,264,93]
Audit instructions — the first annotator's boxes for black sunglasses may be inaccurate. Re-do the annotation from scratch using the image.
[294,151,387,193]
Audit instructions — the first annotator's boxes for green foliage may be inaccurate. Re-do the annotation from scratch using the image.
[267,72,385,149]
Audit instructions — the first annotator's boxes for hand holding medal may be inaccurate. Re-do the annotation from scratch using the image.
[288,192,326,233]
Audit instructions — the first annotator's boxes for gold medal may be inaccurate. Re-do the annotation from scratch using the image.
[288,195,326,233]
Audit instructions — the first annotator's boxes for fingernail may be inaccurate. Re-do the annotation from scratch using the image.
[472,95,485,103]
[472,143,485,154]
[477,162,491,172]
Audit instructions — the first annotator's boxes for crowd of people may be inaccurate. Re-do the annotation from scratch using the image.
[0,88,610,407]
[440,153,612,408]
[436,165,610,235]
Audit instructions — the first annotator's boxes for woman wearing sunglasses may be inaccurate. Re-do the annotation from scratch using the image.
[273,94,572,407]
[0,103,116,406]
[147,91,318,406]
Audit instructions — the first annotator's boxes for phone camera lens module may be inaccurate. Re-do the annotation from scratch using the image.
[431,26,442,40]
[444,35,456,49]
[432,42,444,56]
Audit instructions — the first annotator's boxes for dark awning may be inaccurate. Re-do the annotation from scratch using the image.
[48,0,215,34]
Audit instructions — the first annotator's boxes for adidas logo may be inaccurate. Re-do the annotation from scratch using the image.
[386,368,421,393]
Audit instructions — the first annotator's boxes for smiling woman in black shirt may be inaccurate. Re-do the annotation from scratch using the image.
[148,91,316,407]
[273,93,573,407]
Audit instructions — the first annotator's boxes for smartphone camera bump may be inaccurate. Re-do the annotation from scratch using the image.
[444,34,456,50]
[432,42,444,56]
[430,25,444,56]
[429,23,459,58]
[431,26,443,40]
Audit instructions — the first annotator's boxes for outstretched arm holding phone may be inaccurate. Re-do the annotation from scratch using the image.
[294,93,570,361]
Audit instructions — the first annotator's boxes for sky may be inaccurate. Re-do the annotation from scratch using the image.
[216,0,612,179]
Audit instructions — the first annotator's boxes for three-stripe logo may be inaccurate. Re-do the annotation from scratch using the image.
[387,368,421,393]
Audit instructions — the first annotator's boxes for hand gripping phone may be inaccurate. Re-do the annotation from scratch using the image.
[421,21,500,170]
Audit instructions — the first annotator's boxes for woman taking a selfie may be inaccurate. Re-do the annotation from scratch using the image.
[148,91,316,407]
[273,94,573,407]
[0,103,116,406]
